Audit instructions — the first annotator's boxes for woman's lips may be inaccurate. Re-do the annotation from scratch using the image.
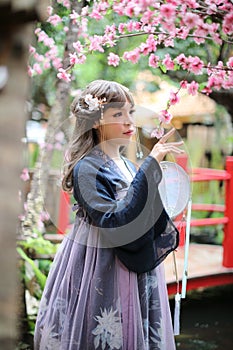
[123,130,134,136]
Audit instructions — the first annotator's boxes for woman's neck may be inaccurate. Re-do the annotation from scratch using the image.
[100,141,121,160]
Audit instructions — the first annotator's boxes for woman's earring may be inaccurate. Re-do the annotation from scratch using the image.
[135,126,143,159]
[99,105,106,152]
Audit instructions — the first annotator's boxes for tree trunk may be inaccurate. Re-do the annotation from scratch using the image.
[22,0,85,236]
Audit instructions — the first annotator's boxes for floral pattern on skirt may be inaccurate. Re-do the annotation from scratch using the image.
[34,220,176,350]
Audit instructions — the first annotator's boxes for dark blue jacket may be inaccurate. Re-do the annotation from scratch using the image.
[73,147,179,273]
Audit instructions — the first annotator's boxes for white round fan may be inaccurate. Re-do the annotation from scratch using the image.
[158,161,191,219]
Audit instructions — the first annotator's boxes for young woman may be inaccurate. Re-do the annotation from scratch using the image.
[34,80,184,350]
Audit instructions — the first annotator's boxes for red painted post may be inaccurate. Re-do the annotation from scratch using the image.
[223,156,233,267]
[57,190,70,234]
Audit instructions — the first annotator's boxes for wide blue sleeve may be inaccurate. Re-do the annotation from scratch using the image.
[73,156,165,247]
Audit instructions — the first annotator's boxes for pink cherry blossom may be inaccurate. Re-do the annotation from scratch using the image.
[187,56,204,75]
[159,110,173,124]
[80,18,88,34]
[69,52,79,65]
[107,53,120,67]
[160,3,176,19]
[89,36,104,52]
[227,57,233,69]
[34,28,41,35]
[76,54,86,64]
[73,41,84,53]
[123,48,140,64]
[47,6,53,16]
[125,3,135,17]
[169,90,180,105]
[206,3,217,15]
[201,86,212,95]
[33,63,42,75]
[187,81,199,95]
[62,0,70,9]
[183,12,201,29]
[70,10,79,24]
[164,37,174,47]
[20,168,30,182]
[47,14,62,26]
[223,13,233,35]
[103,33,116,47]
[89,9,103,20]
[118,23,126,34]
[162,54,174,70]
[139,43,150,56]
[40,211,50,222]
[81,6,89,16]
[34,53,44,62]
[27,66,33,77]
[29,46,36,55]
[35,29,54,47]
[145,34,157,52]
[43,60,51,69]
[105,24,116,36]
[126,21,136,32]
[175,53,188,69]
[151,126,165,139]
[36,30,47,42]
[185,0,198,9]
[52,57,62,69]
[180,80,188,89]
[176,27,189,40]
[45,46,58,60]
[57,68,71,82]
[29,0,233,94]
[113,2,125,16]
[148,54,159,68]
[18,214,25,221]
[141,10,154,24]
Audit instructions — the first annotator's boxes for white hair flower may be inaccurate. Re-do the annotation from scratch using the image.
[84,94,100,111]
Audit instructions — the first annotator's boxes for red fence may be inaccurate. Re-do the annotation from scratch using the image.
[176,155,233,268]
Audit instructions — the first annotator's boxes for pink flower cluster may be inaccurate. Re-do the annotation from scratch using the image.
[28,0,233,95]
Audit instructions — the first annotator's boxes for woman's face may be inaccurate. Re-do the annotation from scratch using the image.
[99,102,136,145]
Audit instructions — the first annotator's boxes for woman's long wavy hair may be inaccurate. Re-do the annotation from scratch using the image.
[62,80,134,193]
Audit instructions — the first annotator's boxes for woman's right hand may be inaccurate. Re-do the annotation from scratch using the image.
[149,128,185,163]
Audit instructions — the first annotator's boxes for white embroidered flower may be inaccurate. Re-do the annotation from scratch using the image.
[144,275,158,300]
[84,94,100,111]
[37,296,48,320]
[149,318,165,347]
[40,324,60,350]
[92,306,123,349]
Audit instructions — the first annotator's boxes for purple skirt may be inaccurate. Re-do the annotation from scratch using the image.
[34,220,176,350]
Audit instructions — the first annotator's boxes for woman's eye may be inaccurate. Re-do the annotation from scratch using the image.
[130,109,136,115]
[113,112,123,118]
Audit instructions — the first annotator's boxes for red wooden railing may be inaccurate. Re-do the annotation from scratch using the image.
[223,157,233,267]
[176,155,233,268]
[57,156,233,268]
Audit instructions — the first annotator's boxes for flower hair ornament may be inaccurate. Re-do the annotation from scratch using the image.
[83,94,106,120]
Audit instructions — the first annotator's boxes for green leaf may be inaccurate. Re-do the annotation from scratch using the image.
[159,63,167,73]
[198,82,207,91]
[17,247,47,289]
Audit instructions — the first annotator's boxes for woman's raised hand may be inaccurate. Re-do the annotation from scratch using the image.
[149,128,185,163]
